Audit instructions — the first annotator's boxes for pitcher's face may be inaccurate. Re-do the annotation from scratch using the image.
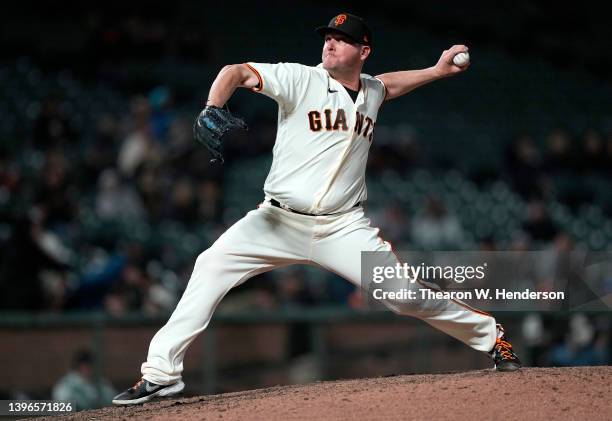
[322,32,369,72]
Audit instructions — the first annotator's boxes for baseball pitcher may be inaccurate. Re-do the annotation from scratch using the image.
[113,13,521,405]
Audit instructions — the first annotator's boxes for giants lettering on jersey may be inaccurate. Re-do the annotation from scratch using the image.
[307,109,375,142]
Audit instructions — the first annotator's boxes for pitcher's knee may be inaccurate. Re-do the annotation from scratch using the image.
[192,248,229,279]
[194,247,226,268]
[194,249,212,268]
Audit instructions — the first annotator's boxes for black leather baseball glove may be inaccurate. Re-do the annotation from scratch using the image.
[193,105,248,164]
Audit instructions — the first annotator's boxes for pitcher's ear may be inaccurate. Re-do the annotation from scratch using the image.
[361,45,371,60]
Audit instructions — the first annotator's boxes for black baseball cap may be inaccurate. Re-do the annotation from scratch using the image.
[316,13,372,46]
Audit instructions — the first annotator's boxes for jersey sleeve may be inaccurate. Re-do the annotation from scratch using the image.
[372,76,388,109]
[245,62,308,112]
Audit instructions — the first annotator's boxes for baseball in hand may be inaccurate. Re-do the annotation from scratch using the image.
[453,52,470,67]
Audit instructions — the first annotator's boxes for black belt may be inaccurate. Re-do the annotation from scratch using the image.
[269,199,361,216]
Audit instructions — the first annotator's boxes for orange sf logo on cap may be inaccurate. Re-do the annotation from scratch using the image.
[334,14,347,26]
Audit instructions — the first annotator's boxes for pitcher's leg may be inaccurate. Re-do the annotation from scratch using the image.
[312,212,497,352]
[142,207,310,384]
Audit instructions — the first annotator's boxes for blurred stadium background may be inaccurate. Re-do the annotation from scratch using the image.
[1,0,611,411]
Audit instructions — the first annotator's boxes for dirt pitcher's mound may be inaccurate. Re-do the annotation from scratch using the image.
[54,367,612,421]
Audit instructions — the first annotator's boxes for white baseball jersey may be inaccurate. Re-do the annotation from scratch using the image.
[245,62,387,214]
[140,61,498,387]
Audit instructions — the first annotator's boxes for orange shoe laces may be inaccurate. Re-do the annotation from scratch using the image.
[495,338,515,359]
[131,378,145,390]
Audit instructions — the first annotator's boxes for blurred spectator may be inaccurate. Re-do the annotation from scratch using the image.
[0,214,71,311]
[94,258,176,316]
[166,116,195,161]
[535,232,574,297]
[369,200,410,247]
[368,125,422,175]
[83,114,119,185]
[544,128,576,172]
[144,280,176,315]
[136,165,165,222]
[521,200,559,243]
[32,97,76,149]
[217,275,278,314]
[119,263,149,311]
[276,270,317,309]
[69,249,127,311]
[52,350,116,410]
[197,179,222,223]
[522,313,548,367]
[165,178,199,225]
[504,134,544,199]
[548,314,607,366]
[411,197,464,249]
[35,151,76,228]
[579,129,607,173]
[104,284,129,317]
[95,169,145,220]
[118,96,158,177]
[148,86,176,142]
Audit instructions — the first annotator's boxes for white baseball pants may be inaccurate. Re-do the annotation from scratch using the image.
[141,202,497,385]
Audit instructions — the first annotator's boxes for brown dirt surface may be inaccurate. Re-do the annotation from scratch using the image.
[41,367,612,421]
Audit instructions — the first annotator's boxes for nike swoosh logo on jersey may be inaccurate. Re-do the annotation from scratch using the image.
[145,382,161,392]
[328,88,337,93]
